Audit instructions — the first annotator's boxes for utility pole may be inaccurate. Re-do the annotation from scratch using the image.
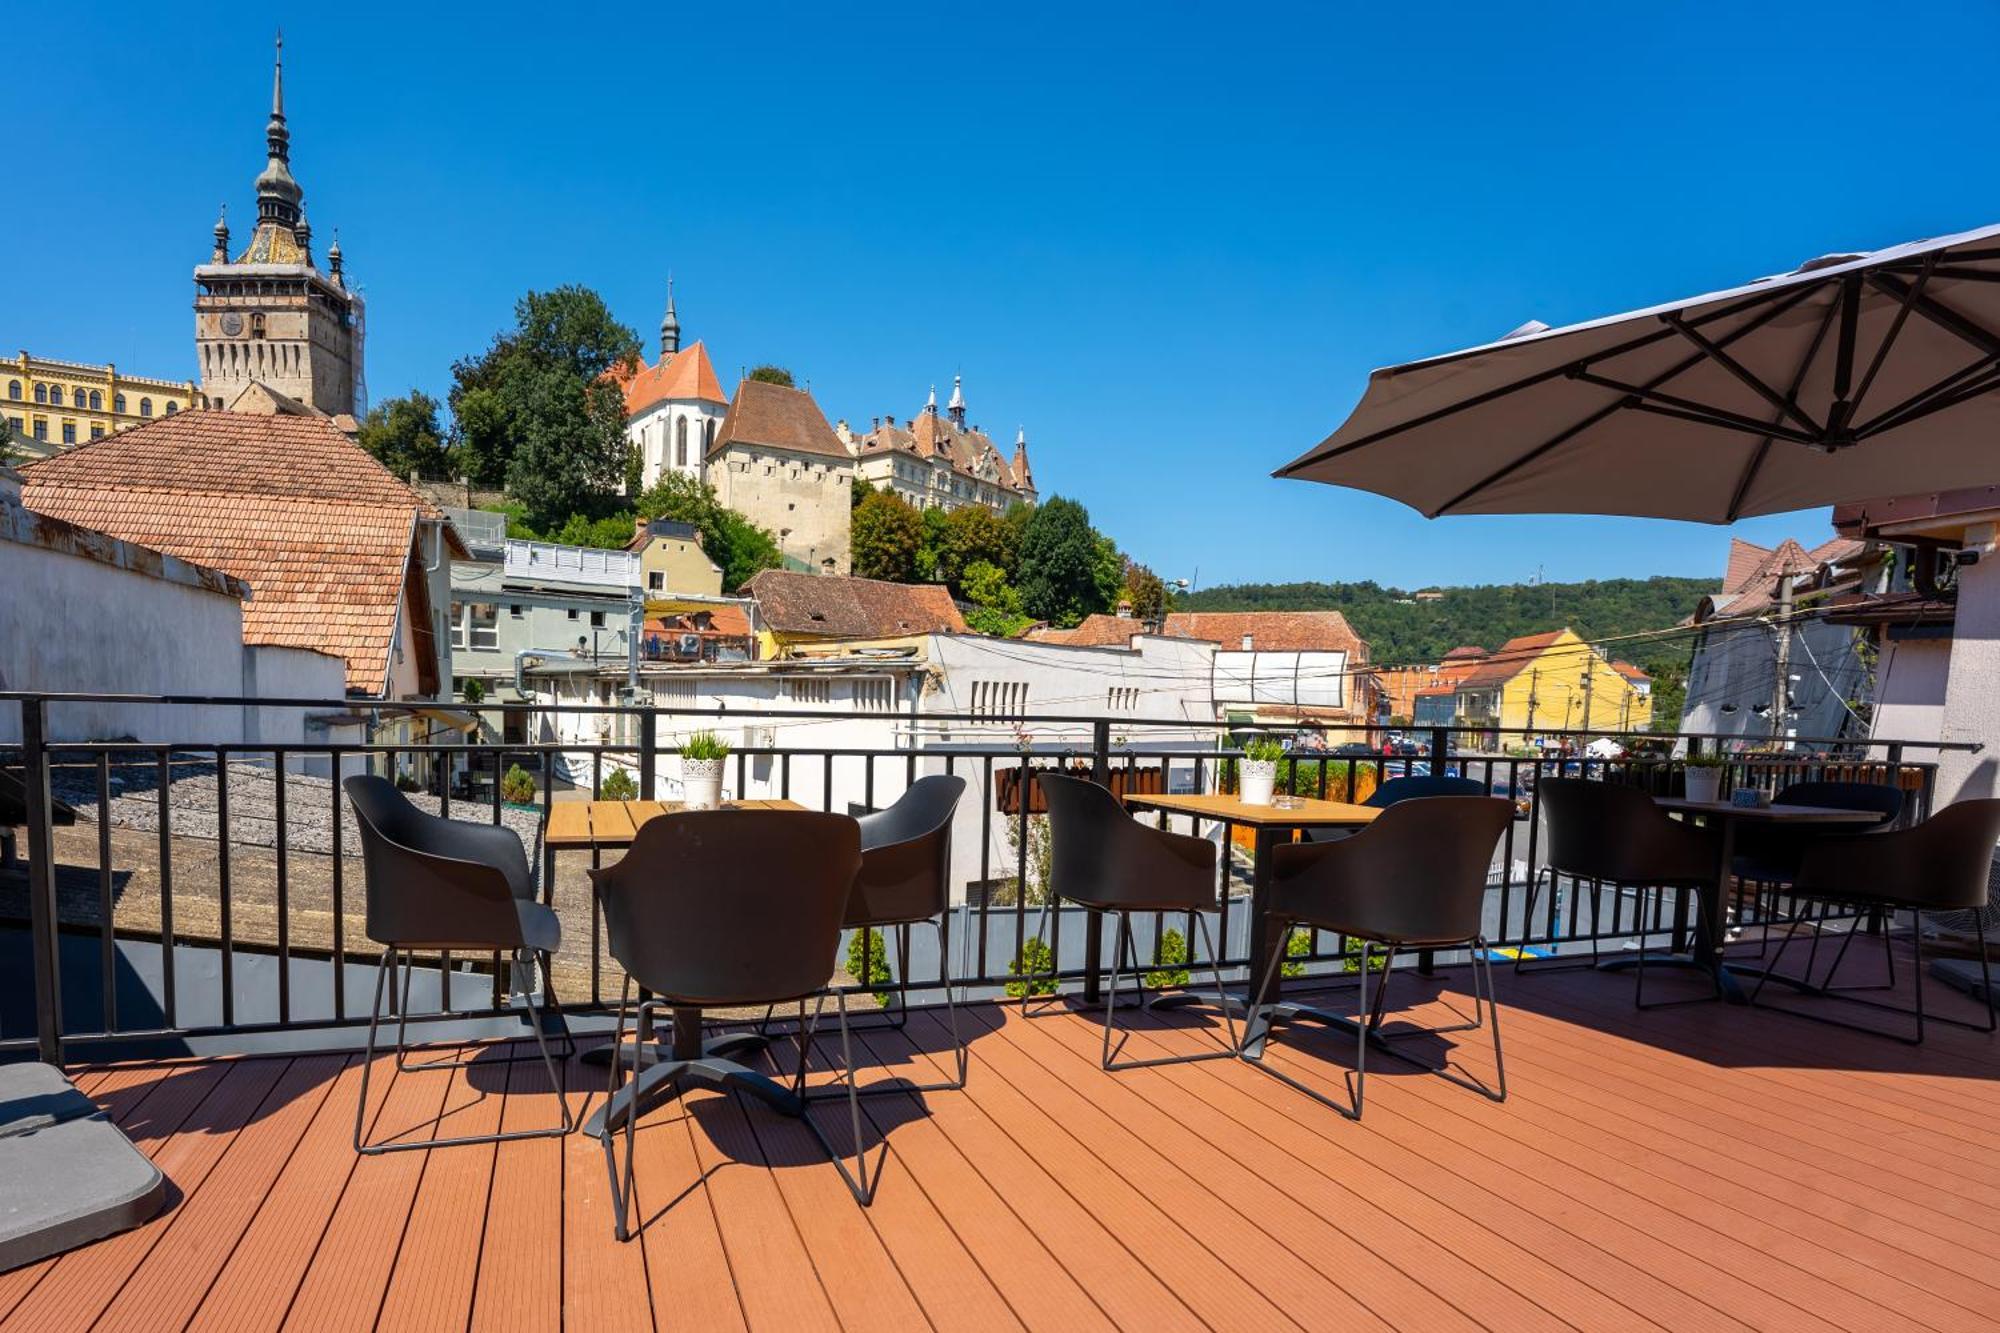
[1525,668,1540,741]
[1771,576,1794,741]
[1579,657,1594,733]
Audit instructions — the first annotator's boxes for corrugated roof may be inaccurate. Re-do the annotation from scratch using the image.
[710,379,849,461]
[20,411,449,694]
[746,570,966,639]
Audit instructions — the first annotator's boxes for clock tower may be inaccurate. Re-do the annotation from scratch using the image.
[194,35,363,418]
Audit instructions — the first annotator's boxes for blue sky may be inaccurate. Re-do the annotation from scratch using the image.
[9,1,1999,588]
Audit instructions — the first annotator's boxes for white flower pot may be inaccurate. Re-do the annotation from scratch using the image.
[1240,759,1278,807]
[681,757,724,811]
[1684,767,1723,804]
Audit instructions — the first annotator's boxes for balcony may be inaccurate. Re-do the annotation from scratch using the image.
[2,695,1994,1328]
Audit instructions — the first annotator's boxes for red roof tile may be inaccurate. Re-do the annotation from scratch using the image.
[746,570,965,639]
[710,380,849,461]
[618,341,728,416]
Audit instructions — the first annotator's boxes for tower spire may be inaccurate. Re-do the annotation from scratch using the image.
[660,272,680,357]
[254,30,302,229]
[947,372,966,427]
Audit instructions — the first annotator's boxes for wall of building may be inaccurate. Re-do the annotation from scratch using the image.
[630,400,724,490]
[1680,617,1861,743]
[637,536,723,598]
[193,267,361,417]
[449,559,639,689]
[1870,632,1951,758]
[4,355,196,449]
[1935,526,2000,802]
[708,443,851,576]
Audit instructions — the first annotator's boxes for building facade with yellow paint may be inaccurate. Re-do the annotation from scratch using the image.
[3,353,198,451]
[1452,628,1652,743]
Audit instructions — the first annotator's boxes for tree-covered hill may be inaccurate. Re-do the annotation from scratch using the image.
[1178,576,1716,675]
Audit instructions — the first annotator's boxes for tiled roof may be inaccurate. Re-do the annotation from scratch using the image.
[1610,660,1650,680]
[745,570,966,639]
[1707,535,1868,620]
[1441,644,1489,661]
[1454,630,1575,689]
[1028,610,1371,660]
[1023,615,1141,647]
[618,341,728,417]
[710,380,849,461]
[855,409,1029,497]
[20,411,449,694]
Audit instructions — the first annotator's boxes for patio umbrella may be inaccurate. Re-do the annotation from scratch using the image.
[1276,222,2000,521]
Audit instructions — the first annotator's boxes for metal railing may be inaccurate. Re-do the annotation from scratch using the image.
[0,690,1972,1063]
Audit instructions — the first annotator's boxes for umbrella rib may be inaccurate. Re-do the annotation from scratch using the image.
[1864,272,2000,360]
[1568,371,1821,445]
[1428,285,1820,516]
[1725,295,1843,522]
[1852,351,2000,438]
[1847,253,1935,419]
[1276,284,1800,477]
[1662,313,1823,436]
[1857,362,2000,441]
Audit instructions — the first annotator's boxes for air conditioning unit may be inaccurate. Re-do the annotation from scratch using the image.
[678,633,702,656]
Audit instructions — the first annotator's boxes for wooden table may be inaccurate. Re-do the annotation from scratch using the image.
[1121,792,1379,1040]
[547,798,813,1135]
[1642,797,1885,1002]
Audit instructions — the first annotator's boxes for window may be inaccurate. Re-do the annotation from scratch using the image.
[70,388,85,408]
[139,398,153,418]
[6,416,19,433]
[970,680,1029,717]
[88,390,102,410]
[509,603,524,618]
[164,401,178,415]
[703,418,716,452]
[781,677,833,705]
[1107,686,1139,710]
[6,381,18,401]
[31,418,46,440]
[448,601,465,649]
[675,417,688,468]
[467,602,499,650]
[648,571,664,592]
[33,384,46,404]
[60,421,76,445]
[566,608,580,621]
[853,677,895,713]
[90,424,105,439]
[589,611,606,628]
[114,393,126,413]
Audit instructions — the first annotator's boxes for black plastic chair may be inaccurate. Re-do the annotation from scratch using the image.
[1746,798,2000,1044]
[1731,780,1909,968]
[1518,778,1723,1007]
[1239,796,1514,1119]
[1039,774,1239,1071]
[590,810,870,1238]
[343,775,574,1154]
[1302,773,1489,844]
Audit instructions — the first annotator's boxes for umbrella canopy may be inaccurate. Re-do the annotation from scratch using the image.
[1278,222,2000,522]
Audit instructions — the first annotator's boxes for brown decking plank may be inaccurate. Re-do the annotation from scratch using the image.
[469,1044,567,1333]
[96,1055,347,1331]
[5,1057,286,1330]
[559,1041,656,1333]
[716,1064,934,1331]
[762,1026,1117,1331]
[1246,1010,1871,1333]
[890,1008,1412,1333]
[186,1054,392,1333]
[280,1048,457,1331]
[374,1054,505,1330]
[747,1031,1022,1332]
[627,1089,749,1332]
[973,1002,1653,1333]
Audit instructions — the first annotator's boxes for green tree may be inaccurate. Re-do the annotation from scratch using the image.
[961,560,1031,637]
[934,505,1016,594]
[852,490,924,582]
[1122,561,1168,622]
[1016,496,1106,627]
[914,506,950,583]
[631,472,782,590]
[747,364,795,387]
[1091,534,1125,615]
[447,286,641,527]
[846,928,895,1007]
[356,391,453,479]
[852,476,875,509]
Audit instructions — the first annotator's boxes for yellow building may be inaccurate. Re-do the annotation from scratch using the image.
[4,353,199,451]
[626,516,723,598]
[1453,628,1653,741]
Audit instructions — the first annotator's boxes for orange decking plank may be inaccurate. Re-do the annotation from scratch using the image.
[97,1055,346,1331]
[6,1057,287,1330]
[468,1045,567,1333]
[1246,1010,1866,1333]
[969,1003,1646,1332]
[764,1030,1114,1331]
[186,1055,391,1333]
[835,1020,1209,1332]
[281,1049,457,1332]
[374,1055,505,1330]
[749,1034,1023,1332]
[559,1042,655,1333]
[627,1089,748,1331]
[867,1011,1372,1333]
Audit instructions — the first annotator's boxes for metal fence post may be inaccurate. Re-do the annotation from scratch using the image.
[1429,727,1449,770]
[21,696,64,1066]
[639,708,657,802]
[1082,719,1111,1003]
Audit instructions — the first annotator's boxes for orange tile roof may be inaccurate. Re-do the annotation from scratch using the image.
[855,409,1030,498]
[1028,610,1370,660]
[746,570,966,638]
[618,341,728,416]
[21,412,451,695]
[1454,630,1577,689]
[711,379,850,461]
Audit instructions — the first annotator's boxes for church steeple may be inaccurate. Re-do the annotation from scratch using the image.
[254,31,303,230]
[660,273,680,357]
[211,205,229,262]
[947,372,966,427]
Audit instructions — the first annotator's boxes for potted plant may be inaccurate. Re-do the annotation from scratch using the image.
[1240,736,1285,806]
[679,731,730,810]
[1682,750,1727,803]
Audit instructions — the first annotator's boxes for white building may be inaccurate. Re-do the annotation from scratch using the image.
[842,374,1036,514]
[616,283,729,490]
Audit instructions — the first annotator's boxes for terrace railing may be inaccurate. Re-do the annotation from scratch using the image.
[0,691,1973,1064]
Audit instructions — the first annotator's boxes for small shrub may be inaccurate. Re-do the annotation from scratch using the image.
[1243,736,1286,764]
[1283,927,1311,979]
[500,763,537,805]
[1005,937,1059,998]
[460,678,485,706]
[847,927,895,1007]
[679,730,730,761]
[599,768,638,801]
[394,771,421,793]
[1146,927,1191,989]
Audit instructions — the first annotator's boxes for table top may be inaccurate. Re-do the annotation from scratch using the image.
[1122,790,1381,829]
[544,798,805,848]
[1653,797,1886,824]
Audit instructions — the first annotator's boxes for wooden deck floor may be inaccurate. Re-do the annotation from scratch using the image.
[4,949,1999,1332]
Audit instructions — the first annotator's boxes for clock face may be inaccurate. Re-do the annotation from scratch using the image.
[220,313,244,337]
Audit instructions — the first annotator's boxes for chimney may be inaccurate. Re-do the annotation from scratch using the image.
[1115,599,1133,619]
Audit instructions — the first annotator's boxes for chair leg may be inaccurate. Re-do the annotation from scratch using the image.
[1098,910,1236,1073]
[351,948,395,1153]
[1515,869,1602,973]
[1479,941,1506,1102]
[799,990,876,1206]
[804,917,968,1101]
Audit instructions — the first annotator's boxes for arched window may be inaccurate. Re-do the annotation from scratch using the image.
[164,401,178,415]
[72,388,86,407]
[88,390,102,410]
[33,384,46,404]
[139,397,153,418]
[703,418,716,452]
[675,417,688,468]
[6,380,18,400]
[114,394,126,413]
